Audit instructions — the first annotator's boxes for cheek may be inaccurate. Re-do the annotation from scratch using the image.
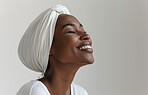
[52,35,79,63]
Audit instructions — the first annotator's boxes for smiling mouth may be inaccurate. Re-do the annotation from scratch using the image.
[79,44,91,50]
[77,44,93,53]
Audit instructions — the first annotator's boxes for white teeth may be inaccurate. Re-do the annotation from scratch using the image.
[79,45,92,50]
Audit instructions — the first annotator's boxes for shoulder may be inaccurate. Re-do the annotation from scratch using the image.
[16,80,50,95]
[71,82,88,95]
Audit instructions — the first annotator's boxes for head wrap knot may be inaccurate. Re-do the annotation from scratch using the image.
[17,4,70,73]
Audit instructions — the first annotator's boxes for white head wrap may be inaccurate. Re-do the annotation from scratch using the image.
[18,4,70,73]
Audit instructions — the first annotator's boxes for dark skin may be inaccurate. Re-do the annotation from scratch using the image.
[38,14,94,95]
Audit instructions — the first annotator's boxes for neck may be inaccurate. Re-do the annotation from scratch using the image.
[39,55,85,95]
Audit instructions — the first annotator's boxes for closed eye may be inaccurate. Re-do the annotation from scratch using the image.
[66,31,87,34]
[67,31,76,33]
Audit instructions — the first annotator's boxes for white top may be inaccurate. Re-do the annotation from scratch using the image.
[16,80,88,95]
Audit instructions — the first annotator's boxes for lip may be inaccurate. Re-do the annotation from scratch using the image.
[79,48,93,53]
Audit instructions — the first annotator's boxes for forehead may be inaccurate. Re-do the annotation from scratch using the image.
[56,14,80,28]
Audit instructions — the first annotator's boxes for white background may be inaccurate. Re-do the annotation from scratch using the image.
[0,0,148,95]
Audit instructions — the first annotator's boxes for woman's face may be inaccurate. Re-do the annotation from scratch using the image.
[50,14,94,65]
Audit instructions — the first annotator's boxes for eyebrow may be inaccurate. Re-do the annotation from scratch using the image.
[62,23,83,29]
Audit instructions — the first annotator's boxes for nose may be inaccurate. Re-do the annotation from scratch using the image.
[80,33,90,40]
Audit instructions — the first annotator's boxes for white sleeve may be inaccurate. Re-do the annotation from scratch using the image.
[71,82,89,95]
[16,80,50,95]
[79,86,88,95]
[82,88,88,95]
[30,85,48,95]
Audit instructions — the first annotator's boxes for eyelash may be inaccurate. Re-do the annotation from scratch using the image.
[67,31,76,33]
[67,31,87,34]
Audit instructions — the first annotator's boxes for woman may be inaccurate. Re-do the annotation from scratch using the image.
[17,4,94,95]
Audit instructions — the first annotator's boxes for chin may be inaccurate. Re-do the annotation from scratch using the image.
[87,59,94,64]
[81,58,94,65]
[83,53,94,64]
[85,55,94,64]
